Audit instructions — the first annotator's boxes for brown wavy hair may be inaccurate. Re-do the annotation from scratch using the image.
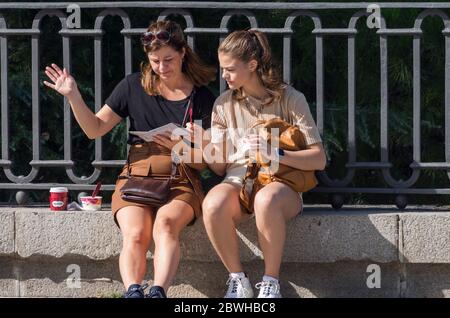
[141,21,216,95]
[218,30,286,106]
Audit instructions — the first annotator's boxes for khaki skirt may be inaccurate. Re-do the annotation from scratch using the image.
[111,142,202,227]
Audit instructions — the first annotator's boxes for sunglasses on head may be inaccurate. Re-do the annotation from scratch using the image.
[141,30,171,46]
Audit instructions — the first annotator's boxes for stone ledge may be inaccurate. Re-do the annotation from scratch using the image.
[0,211,14,255]
[2,258,450,297]
[2,206,450,297]
[1,205,448,263]
[400,213,450,263]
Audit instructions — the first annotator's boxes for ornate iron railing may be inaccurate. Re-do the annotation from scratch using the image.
[1,2,449,208]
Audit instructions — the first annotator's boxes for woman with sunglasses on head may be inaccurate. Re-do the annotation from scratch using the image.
[201,30,326,298]
[44,20,216,298]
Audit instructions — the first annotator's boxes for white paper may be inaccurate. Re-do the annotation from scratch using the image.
[129,123,190,142]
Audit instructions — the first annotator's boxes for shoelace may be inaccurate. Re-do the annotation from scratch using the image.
[255,281,279,297]
[125,283,149,298]
[226,277,241,294]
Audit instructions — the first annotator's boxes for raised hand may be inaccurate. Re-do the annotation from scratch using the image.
[43,63,78,98]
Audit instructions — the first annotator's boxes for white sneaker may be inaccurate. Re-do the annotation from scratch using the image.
[255,280,282,298]
[224,274,254,298]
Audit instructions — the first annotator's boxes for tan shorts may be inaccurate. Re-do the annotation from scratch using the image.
[221,166,303,215]
[111,143,201,228]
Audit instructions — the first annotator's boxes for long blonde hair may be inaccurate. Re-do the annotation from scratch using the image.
[141,21,216,95]
[218,29,286,106]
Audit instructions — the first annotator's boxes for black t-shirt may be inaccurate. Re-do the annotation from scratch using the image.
[105,72,216,144]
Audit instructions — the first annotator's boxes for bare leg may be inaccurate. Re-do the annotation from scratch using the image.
[116,206,154,289]
[202,183,251,273]
[253,182,301,278]
[152,199,195,291]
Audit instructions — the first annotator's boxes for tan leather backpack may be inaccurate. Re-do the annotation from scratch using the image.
[239,117,318,213]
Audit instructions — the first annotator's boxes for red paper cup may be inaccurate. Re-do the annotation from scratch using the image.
[49,187,68,211]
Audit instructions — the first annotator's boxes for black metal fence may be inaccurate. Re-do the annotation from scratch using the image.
[1,2,449,208]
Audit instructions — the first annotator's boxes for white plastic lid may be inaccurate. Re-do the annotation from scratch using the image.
[49,187,68,193]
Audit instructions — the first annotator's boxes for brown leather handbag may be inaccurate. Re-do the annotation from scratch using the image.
[239,117,318,213]
[120,157,179,208]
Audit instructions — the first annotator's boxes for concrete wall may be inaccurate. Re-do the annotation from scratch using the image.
[0,206,449,297]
